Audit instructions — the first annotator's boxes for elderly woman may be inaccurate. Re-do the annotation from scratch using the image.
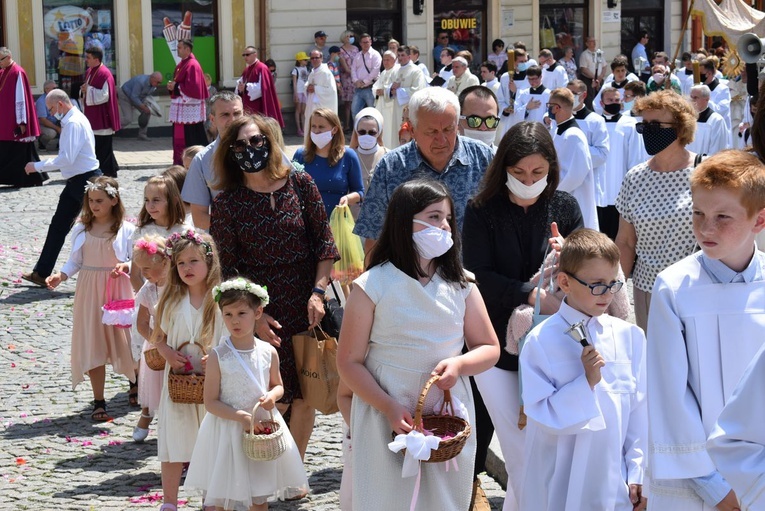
[349,107,388,192]
[293,108,364,218]
[462,121,584,511]
[209,114,340,460]
[646,64,682,95]
[373,51,399,150]
[338,30,360,130]
[615,89,699,331]
[561,46,578,83]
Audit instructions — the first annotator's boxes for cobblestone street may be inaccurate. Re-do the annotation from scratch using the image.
[0,151,506,510]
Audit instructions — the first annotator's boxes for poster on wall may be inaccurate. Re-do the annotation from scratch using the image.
[42,1,115,95]
[151,1,218,86]
[434,0,485,73]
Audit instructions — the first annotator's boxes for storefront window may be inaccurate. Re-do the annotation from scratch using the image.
[434,0,486,73]
[42,1,116,97]
[151,1,218,87]
[539,2,586,62]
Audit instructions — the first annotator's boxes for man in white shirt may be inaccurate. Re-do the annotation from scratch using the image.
[391,46,427,136]
[549,87,598,230]
[687,84,731,156]
[304,50,338,132]
[497,49,531,141]
[351,34,382,119]
[538,49,568,90]
[578,37,607,109]
[701,58,732,131]
[631,32,651,82]
[514,65,550,125]
[480,61,501,95]
[22,89,101,286]
[676,52,696,96]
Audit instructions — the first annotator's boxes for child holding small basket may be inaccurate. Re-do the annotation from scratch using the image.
[336,180,500,510]
[185,277,308,509]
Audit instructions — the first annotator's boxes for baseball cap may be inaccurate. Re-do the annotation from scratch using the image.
[314,30,327,38]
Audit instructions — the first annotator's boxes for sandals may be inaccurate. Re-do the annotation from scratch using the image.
[133,413,153,442]
[128,380,139,408]
[91,399,112,422]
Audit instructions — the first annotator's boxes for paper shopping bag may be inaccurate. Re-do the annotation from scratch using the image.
[292,328,340,415]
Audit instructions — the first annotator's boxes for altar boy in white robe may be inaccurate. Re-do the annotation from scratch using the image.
[687,84,731,157]
[648,149,765,511]
[520,228,647,511]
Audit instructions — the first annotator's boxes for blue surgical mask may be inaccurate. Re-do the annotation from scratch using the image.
[52,108,64,121]
[517,62,529,72]
[623,100,635,112]
[349,36,355,44]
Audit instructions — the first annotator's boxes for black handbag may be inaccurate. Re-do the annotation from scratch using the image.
[321,280,344,339]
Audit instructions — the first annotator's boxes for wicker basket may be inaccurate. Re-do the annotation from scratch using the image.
[143,347,166,371]
[395,374,470,463]
[242,402,287,461]
[167,341,206,404]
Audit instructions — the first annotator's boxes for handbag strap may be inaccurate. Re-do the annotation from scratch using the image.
[533,242,552,319]
[104,270,129,303]
[225,337,268,396]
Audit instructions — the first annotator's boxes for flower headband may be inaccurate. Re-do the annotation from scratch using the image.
[84,181,118,198]
[165,229,213,258]
[135,239,160,255]
[212,277,269,305]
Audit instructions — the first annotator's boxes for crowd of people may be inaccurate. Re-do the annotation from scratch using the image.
[5,27,765,511]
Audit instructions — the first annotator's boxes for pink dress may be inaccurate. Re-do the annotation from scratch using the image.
[339,45,359,102]
[71,234,135,389]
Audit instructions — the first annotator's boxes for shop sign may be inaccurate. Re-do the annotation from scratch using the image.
[43,6,93,38]
[441,18,478,30]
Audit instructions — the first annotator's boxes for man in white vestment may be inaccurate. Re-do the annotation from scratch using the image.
[687,84,731,156]
[390,46,427,143]
[304,49,338,133]
[496,49,531,142]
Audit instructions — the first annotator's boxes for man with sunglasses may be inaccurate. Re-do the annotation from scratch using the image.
[304,50,338,133]
[433,31,457,71]
[458,85,500,148]
[237,46,283,127]
[181,91,243,230]
[0,46,44,188]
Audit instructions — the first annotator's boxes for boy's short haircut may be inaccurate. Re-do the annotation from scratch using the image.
[550,87,574,108]
[624,80,647,97]
[441,47,456,59]
[611,55,629,71]
[559,228,621,275]
[525,65,542,78]
[514,48,527,60]
[409,45,420,56]
[539,49,553,60]
[482,61,497,74]
[690,150,765,217]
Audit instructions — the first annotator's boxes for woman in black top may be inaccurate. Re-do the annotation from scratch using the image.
[462,121,583,509]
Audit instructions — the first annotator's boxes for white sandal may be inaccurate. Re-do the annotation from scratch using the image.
[132,413,153,443]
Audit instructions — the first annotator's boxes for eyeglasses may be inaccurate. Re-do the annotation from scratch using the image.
[230,134,268,153]
[635,121,675,134]
[439,36,449,40]
[356,129,378,136]
[567,273,624,296]
[242,52,255,57]
[460,115,500,130]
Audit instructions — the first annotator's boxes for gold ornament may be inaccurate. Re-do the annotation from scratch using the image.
[723,48,745,78]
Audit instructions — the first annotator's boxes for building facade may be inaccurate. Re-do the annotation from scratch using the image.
[1,0,691,131]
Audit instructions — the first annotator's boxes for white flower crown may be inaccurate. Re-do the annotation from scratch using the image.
[84,181,118,198]
[212,277,270,306]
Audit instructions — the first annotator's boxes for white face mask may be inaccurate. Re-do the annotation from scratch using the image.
[310,130,334,149]
[412,219,454,259]
[572,93,581,109]
[357,133,378,150]
[652,73,665,84]
[542,63,550,70]
[463,128,496,147]
[506,173,548,200]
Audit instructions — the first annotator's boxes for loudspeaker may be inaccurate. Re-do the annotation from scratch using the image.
[738,33,765,64]
[413,0,424,15]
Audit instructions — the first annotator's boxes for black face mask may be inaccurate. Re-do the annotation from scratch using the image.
[699,73,708,83]
[603,103,621,115]
[231,144,270,173]
[641,126,678,155]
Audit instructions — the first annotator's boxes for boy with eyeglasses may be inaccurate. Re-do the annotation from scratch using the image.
[649,150,765,511]
[520,228,647,511]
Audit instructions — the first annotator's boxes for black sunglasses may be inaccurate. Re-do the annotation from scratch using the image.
[460,115,500,130]
[230,134,268,153]
[635,121,675,134]
[567,273,624,296]
[356,129,378,136]
[242,52,255,57]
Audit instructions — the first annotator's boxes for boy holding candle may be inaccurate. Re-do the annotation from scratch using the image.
[519,228,647,511]
[648,149,765,511]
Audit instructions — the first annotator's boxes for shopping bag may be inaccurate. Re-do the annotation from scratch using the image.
[329,204,365,286]
[292,327,340,415]
[540,16,556,49]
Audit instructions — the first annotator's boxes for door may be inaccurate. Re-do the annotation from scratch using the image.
[347,0,402,55]
[433,0,487,74]
[621,0,664,72]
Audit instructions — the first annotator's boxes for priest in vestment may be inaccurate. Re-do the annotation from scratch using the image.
[0,47,45,187]
[82,46,120,177]
[168,38,209,165]
[390,46,427,147]
[237,46,283,126]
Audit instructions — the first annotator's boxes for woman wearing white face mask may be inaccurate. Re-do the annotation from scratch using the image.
[349,108,388,218]
[462,121,584,511]
[337,179,500,511]
[293,108,365,218]
[646,64,682,95]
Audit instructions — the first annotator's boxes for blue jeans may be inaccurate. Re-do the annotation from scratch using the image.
[351,87,375,119]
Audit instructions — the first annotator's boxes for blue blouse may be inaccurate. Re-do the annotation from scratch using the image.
[293,146,364,217]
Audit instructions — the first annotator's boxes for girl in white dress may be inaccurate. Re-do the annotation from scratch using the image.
[336,180,500,510]
[152,229,223,511]
[185,277,309,509]
[130,234,170,442]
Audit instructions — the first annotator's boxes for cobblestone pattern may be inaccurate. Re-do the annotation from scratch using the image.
[0,167,506,510]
